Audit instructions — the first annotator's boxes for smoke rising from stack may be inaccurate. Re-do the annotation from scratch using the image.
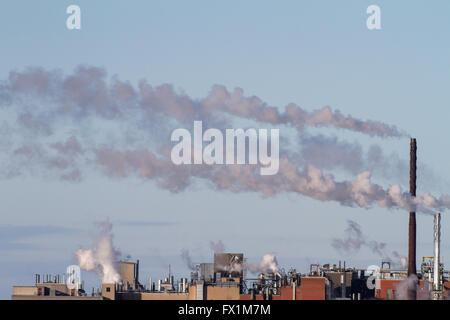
[0,66,449,214]
[182,240,279,274]
[332,220,407,268]
[209,240,225,254]
[0,66,405,137]
[298,135,446,192]
[392,251,408,269]
[180,249,196,271]
[201,85,406,137]
[75,220,121,283]
[395,275,419,300]
[214,253,279,275]
[394,275,432,300]
[95,149,450,213]
[248,253,279,274]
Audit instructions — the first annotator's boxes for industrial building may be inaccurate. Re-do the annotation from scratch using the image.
[11,245,450,300]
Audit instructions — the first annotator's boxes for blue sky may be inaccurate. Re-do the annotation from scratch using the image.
[1,1,450,299]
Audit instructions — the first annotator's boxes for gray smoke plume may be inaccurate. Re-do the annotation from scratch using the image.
[1,66,449,214]
[394,275,420,300]
[394,276,436,300]
[296,135,448,193]
[180,249,196,271]
[209,240,225,254]
[0,66,405,137]
[332,220,407,268]
[298,134,364,175]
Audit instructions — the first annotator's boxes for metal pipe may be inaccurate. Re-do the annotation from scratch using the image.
[433,213,441,292]
[341,274,346,298]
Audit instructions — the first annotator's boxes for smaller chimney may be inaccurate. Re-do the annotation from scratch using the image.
[136,259,139,288]
[432,213,443,300]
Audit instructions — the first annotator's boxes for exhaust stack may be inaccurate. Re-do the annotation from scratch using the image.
[407,138,417,299]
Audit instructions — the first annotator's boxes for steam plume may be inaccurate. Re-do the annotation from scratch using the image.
[394,276,434,300]
[392,251,408,269]
[332,220,407,268]
[209,240,225,254]
[0,66,404,137]
[248,253,279,274]
[202,86,405,137]
[181,249,196,271]
[394,275,418,300]
[1,66,449,215]
[75,220,121,283]
[94,148,450,214]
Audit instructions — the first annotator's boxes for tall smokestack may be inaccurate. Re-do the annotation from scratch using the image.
[408,138,417,277]
[408,138,417,299]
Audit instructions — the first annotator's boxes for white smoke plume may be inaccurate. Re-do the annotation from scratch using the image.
[248,253,279,274]
[392,251,408,269]
[1,66,449,215]
[394,275,419,300]
[0,66,404,137]
[332,220,407,268]
[93,148,450,214]
[186,240,278,275]
[216,253,279,275]
[75,220,121,283]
